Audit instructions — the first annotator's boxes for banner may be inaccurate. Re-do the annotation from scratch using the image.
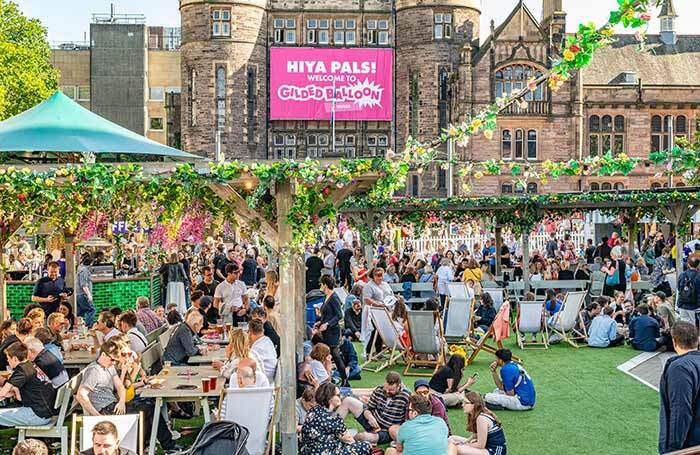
[270,47,393,121]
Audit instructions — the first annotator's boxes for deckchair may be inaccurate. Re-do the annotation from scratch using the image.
[484,288,505,312]
[467,301,522,365]
[516,301,549,349]
[218,387,278,455]
[403,310,447,377]
[444,282,475,344]
[361,307,405,373]
[73,413,143,455]
[548,290,588,348]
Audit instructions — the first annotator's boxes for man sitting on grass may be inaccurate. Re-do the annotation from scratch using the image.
[587,306,625,348]
[629,303,661,352]
[385,394,449,455]
[338,371,410,445]
[484,348,536,411]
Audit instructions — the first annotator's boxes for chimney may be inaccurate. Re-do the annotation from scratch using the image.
[541,0,566,41]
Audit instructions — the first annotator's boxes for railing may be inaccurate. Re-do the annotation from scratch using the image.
[403,231,587,255]
[501,100,550,116]
[52,41,90,50]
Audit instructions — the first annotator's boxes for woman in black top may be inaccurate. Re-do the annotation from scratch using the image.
[475,293,497,332]
[316,275,347,386]
[429,354,475,407]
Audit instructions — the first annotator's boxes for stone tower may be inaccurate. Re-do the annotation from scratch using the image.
[395,0,481,196]
[179,0,268,159]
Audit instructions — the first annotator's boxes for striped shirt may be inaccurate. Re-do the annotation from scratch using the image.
[367,385,410,429]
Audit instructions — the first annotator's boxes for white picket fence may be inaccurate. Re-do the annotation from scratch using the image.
[404,231,587,255]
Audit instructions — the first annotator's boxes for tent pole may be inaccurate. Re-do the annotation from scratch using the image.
[521,231,530,295]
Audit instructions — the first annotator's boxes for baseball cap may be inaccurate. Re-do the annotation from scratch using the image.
[414,379,430,391]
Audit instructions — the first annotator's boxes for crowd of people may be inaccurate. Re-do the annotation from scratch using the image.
[2,218,700,454]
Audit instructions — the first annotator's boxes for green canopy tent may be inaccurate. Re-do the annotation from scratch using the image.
[0,91,202,160]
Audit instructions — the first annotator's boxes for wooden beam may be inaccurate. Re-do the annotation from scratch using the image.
[208,182,279,251]
[276,180,298,455]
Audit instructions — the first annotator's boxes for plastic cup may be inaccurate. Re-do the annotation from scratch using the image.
[209,376,217,390]
[202,377,210,393]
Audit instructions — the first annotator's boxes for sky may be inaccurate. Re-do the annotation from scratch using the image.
[12,0,698,45]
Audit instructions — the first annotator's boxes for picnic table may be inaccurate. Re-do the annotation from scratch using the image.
[199,334,229,346]
[62,348,97,368]
[140,365,224,455]
[187,348,227,365]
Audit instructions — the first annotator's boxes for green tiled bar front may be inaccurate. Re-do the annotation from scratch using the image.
[6,275,161,320]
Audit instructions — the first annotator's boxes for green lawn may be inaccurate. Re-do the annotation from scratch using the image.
[0,336,659,454]
[351,336,660,455]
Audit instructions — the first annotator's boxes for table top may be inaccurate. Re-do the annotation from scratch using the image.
[139,366,224,399]
[188,348,227,365]
[199,334,229,345]
[63,349,97,366]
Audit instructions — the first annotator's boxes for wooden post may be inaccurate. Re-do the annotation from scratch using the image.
[295,253,305,357]
[276,180,298,455]
[625,213,638,261]
[0,239,6,321]
[521,231,530,294]
[675,227,683,281]
[495,225,503,277]
[64,230,77,314]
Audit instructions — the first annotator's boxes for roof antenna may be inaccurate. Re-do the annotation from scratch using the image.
[110,3,115,23]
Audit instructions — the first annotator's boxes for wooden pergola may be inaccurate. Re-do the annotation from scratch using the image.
[342,187,700,290]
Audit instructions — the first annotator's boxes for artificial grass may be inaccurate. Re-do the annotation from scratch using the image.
[350,335,660,455]
[0,335,659,454]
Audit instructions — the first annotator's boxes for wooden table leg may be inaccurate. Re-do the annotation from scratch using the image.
[148,397,162,455]
[201,398,211,423]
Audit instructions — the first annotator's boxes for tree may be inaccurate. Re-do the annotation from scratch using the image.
[0,0,59,121]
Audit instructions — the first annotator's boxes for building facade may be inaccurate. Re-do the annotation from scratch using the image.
[179,0,699,197]
[51,13,182,147]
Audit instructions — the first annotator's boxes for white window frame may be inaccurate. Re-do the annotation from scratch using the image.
[149,117,164,131]
[334,31,344,45]
[77,86,90,101]
[345,31,356,45]
[61,86,77,99]
[149,87,165,101]
[211,8,232,37]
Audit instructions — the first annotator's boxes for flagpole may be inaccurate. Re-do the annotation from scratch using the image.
[332,80,337,156]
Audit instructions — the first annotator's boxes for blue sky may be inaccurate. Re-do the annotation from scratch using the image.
[13,0,697,44]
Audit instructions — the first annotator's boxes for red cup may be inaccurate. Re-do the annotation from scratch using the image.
[201,377,210,393]
[209,376,217,390]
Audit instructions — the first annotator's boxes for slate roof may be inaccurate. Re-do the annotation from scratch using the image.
[581,34,700,86]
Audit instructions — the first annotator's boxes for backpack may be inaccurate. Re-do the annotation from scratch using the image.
[678,271,698,309]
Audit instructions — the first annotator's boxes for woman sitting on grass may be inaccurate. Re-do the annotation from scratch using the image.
[448,391,507,455]
[301,383,371,455]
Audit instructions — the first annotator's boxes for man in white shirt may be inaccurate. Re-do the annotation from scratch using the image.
[214,263,248,325]
[361,267,395,355]
[248,319,277,384]
[117,311,148,353]
[228,358,270,388]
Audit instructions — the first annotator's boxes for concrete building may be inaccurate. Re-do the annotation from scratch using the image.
[50,12,182,147]
[179,0,699,197]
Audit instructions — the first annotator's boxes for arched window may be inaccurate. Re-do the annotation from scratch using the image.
[651,114,689,151]
[501,183,513,194]
[614,182,624,190]
[494,64,545,102]
[676,115,687,133]
[527,182,538,194]
[590,183,600,191]
[438,68,449,131]
[215,66,226,129]
[601,182,612,191]
[527,130,537,160]
[651,182,662,189]
[589,114,624,156]
[514,129,524,159]
[502,130,512,159]
[410,175,420,197]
